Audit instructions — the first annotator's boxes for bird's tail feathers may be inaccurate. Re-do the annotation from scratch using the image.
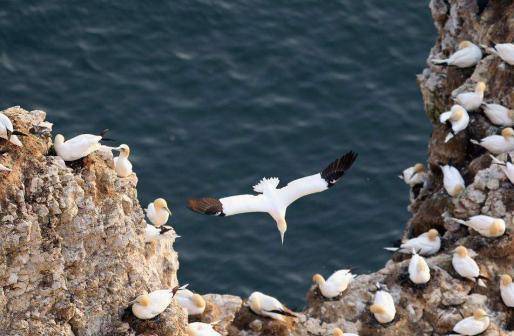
[489,155,505,165]
[444,133,455,143]
[451,217,467,226]
[470,139,480,145]
[384,247,399,252]
[431,58,448,65]
[253,177,280,193]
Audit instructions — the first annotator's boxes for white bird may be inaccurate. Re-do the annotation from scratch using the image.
[54,130,111,161]
[312,269,356,299]
[454,82,486,112]
[384,229,440,256]
[175,289,206,316]
[452,309,490,335]
[481,103,513,126]
[452,215,505,238]
[188,151,358,244]
[399,163,426,187]
[500,274,514,307]
[440,165,465,197]
[369,289,395,324]
[186,322,221,336]
[408,251,430,285]
[332,327,358,336]
[145,224,177,243]
[131,284,187,319]
[490,154,514,184]
[0,112,23,147]
[432,41,482,68]
[113,144,133,177]
[439,105,470,142]
[471,127,514,154]
[487,43,514,65]
[452,246,482,285]
[145,198,172,227]
[247,291,297,322]
[0,163,12,173]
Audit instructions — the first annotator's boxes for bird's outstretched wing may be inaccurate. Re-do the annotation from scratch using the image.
[187,194,269,216]
[278,151,357,206]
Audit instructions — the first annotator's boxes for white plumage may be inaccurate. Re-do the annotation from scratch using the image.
[186,322,221,336]
[500,274,514,307]
[490,154,514,184]
[175,289,206,316]
[248,291,296,322]
[312,269,355,299]
[452,246,480,283]
[370,290,395,324]
[452,215,505,237]
[440,165,465,197]
[131,285,186,319]
[488,43,514,65]
[431,41,482,68]
[452,309,490,335]
[482,103,513,126]
[0,163,12,172]
[54,133,104,161]
[439,105,469,142]
[399,163,426,187]
[113,144,133,177]
[408,251,430,285]
[384,229,440,256]
[470,127,514,154]
[144,224,176,243]
[146,198,171,227]
[454,82,486,111]
[332,327,358,336]
[0,112,23,147]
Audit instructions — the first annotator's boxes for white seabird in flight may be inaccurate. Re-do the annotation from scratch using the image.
[452,215,505,238]
[187,151,358,244]
[408,250,430,285]
[500,274,514,307]
[175,288,207,316]
[384,229,440,256]
[454,82,486,112]
[312,269,356,299]
[145,198,172,227]
[332,327,358,336]
[113,144,133,177]
[130,284,188,319]
[481,103,513,126]
[431,41,482,68]
[439,105,469,142]
[247,291,297,322]
[452,309,490,335]
[486,43,514,65]
[54,130,113,161]
[471,127,514,154]
[399,163,426,187]
[440,165,465,197]
[186,322,221,336]
[369,288,395,324]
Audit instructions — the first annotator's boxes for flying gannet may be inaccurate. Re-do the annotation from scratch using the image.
[175,288,206,316]
[452,309,490,335]
[500,274,514,307]
[146,198,172,227]
[452,246,484,286]
[481,103,513,126]
[145,224,177,243]
[452,215,505,238]
[454,82,486,112]
[370,288,395,324]
[399,163,426,187]
[486,43,514,65]
[312,269,356,299]
[384,229,440,256]
[54,130,112,161]
[431,41,482,68]
[439,105,469,142]
[408,250,430,285]
[247,291,297,322]
[440,165,465,197]
[490,154,514,184]
[130,284,188,319]
[332,327,358,336]
[188,151,358,244]
[186,322,221,336]
[471,127,514,154]
[113,144,133,177]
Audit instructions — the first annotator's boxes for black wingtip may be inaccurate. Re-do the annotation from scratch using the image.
[321,151,358,187]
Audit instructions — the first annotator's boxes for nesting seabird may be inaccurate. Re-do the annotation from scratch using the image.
[247,291,297,322]
[187,151,357,244]
[186,322,221,336]
[312,269,356,299]
[53,130,113,161]
[431,41,482,68]
[145,224,177,243]
[490,154,514,184]
[175,288,207,316]
[470,127,514,154]
[399,163,426,187]
[439,105,469,142]
[481,103,513,126]
[440,165,465,197]
[0,112,24,147]
[384,229,440,255]
[408,250,430,285]
[369,288,395,324]
[145,198,172,227]
[113,144,133,177]
[332,327,358,336]
[454,82,486,112]
[130,284,188,319]
[452,246,484,286]
[452,309,490,335]
[485,43,514,65]
[500,274,514,307]
[452,215,505,238]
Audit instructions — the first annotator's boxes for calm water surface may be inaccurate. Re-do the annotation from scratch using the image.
[0,1,436,307]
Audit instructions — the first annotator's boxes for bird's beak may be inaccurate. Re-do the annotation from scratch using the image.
[6,129,12,140]
[277,218,287,245]
[280,231,285,245]
[165,206,172,215]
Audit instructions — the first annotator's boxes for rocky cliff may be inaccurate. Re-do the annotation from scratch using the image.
[1,1,514,335]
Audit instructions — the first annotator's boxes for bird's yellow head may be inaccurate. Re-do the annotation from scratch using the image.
[135,294,151,307]
[427,229,439,241]
[501,274,512,286]
[501,127,514,139]
[416,259,428,272]
[453,184,465,196]
[248,293,261,312]
[475,81,486,93]
[118,144,130,156]
[312,273,325,285]
[186,325,196,336]
[489,219,504,235]
[277,218,287,244]
[54,134,65,146]
[414,163,425,173]
[473,309,488,320]
[450,106,466,121]
[154,198,171,214]
[370,304,386,314]
[192,294,206,309]
[458,40,472,49]
[332,328,344,336]
[454,246,468,257]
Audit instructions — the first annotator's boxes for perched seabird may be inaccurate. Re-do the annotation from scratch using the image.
[470,127,514,154]
[490,154,514,184]
[0,113,23,147]
[408,251,430,285]
[431,41,482,68]
[247,291,297,322]
[452,309,490,335]
[399,163,426,187]
[486,43,514,65]
[0,163,12,172]
[312,269,356,299]
[452,215,505,238]
[481,103,513,126]
[175,289,207,316]
[145,224,177,243]
[131,284,188,319]
[384,229,440,256]
[187,151,358,244]
[146,198,172,227]
[454,82,486,112]
[500,274,514,307]
[439,105,469,142]
[332,327,358,336]
[440,165,465,197]
[54,130,111,161]
[369,288,395,324]
[113,144,133,177]
[186,322,221,336]
[452,246,483,286]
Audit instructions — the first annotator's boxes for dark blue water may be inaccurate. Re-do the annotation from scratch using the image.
[0,1,435,307]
